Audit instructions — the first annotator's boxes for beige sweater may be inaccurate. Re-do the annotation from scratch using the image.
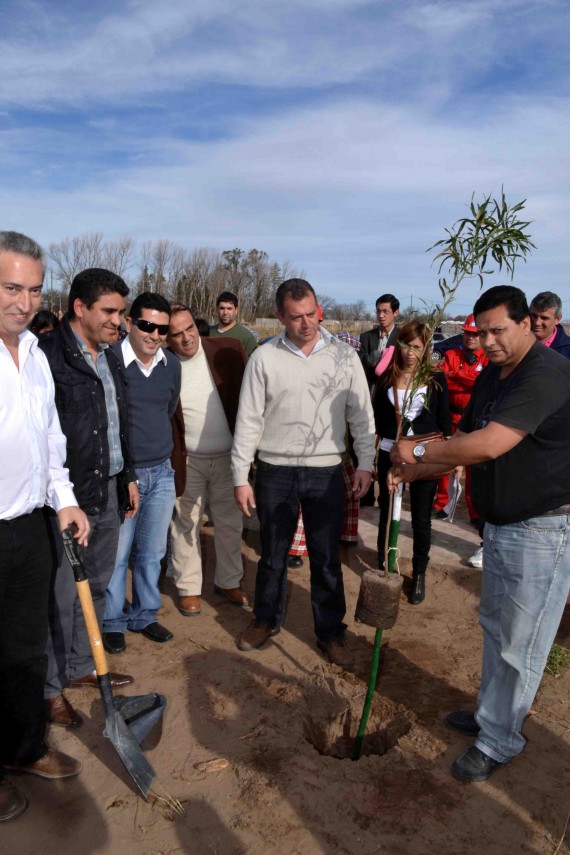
[231,335,375,485]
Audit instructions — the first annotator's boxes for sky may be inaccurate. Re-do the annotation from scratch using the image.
[1,0,569,315]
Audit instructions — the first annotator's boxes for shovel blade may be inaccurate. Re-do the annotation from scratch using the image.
[103,709,157,799]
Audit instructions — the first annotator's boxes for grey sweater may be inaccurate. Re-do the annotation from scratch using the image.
[231,333,375,485]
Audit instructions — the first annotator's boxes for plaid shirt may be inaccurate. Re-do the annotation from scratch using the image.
[72,331,124,476]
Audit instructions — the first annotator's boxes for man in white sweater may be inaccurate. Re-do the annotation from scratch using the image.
[232,279,375,668]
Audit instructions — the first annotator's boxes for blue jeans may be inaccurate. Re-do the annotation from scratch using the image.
[254,461,346,642]
[103,461,175,632]
[475,513,570,763]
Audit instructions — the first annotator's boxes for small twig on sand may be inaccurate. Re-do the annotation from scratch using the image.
[551,809,570,855]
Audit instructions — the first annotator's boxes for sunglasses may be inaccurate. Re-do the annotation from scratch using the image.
[131,318,170,336]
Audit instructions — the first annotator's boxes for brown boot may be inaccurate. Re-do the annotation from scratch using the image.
[179,595,201,616]
[4,748,81,780]
[238,619,273,651]
[0,781,28,822]
[317,638,355,671]
[45,694,83,728]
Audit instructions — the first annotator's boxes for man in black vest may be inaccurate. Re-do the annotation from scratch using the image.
[39,269,139,730]
[102,293,180,653]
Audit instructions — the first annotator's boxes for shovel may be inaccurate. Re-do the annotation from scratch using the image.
[61,526,166,800]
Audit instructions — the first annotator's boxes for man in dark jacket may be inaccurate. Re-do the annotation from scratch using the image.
[39,269,139,729]
[359,293,400,386]
[168,304,248,618]
[529,291,570,358]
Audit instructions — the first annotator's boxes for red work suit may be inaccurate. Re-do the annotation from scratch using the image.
[434,345,488,519]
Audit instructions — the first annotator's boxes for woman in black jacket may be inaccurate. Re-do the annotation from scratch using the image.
[374,321,451,604]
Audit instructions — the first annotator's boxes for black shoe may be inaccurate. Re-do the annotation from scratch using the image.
[451,746,504,782]
[129,622,173,643]
[446,710,479,735]
[102,631,126,654]
[409,573,425,605]
[431,508,448,520]
[287,556,303,568]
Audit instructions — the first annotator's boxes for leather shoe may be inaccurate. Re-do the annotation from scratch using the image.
[287,556,304,568]
[317,638,355,671]
[215,586,250,607]
[179,595,201,616]
[238,619,273,651]
[102,632,126,654]
[130,622,173,643]
[451,746,504,782]
[409,573,425,605]
[45,694,83,728]
[0,781,28,822]
[4,748,81,780]
[68,671,134,689]
[446,710,479,736]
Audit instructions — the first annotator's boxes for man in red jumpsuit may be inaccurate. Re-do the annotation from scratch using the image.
[433,314,488,531]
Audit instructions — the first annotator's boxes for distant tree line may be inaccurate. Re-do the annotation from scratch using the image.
[46,233,310,322]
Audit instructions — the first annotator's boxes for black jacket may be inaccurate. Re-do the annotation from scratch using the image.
[39,317,135,515]
[551,324,570,360]
[359,325,400,385]
[373,371,451,440]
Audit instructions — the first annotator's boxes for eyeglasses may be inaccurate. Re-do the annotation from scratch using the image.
[131,318,170,336]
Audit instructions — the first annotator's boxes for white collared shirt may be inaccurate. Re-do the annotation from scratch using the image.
[121,336,168,378]
[0,330,78,519]
[278,325,332,359]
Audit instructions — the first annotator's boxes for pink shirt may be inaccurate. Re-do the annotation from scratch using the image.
[543,327,557,348]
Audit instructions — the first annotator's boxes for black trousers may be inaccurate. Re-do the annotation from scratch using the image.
[0,509,51,775]
[377,450,437,575]
[254,462,346,642]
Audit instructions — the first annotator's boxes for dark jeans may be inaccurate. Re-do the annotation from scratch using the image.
[0,509,51,774]
[254,462,346,642]
[44,482,120,696]
[377,450,437,575]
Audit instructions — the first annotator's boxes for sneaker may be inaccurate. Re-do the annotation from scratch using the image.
[468,546,483,568]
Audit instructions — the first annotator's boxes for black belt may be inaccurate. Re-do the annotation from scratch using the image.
[0,507,44,525]
[539,504,570,517]
[449,404,465,415]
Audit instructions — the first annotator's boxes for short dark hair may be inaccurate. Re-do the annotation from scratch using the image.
[129,292,172,320]
[276,278,316,314]
[29,309,59,336]
[216,291,238,308]
[170,302,194,321]
[0,230,46,275]
[529,291,562,318]
[68,268,129,319]
[376,294,400,312]
[473,285,529,324]
[195,318,210,336]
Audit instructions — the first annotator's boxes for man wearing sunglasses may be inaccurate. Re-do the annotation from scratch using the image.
[102,293,181,652]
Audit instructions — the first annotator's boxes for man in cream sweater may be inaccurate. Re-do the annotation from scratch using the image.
[232,279,375,669]
[168,305,249,616]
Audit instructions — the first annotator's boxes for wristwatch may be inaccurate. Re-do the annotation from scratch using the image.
[413,443,426,460]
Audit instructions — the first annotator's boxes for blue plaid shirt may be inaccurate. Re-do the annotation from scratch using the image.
[72,331,124,476]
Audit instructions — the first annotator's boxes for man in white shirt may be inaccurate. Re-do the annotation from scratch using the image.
[232,279,375,669]
[0,231,89,822]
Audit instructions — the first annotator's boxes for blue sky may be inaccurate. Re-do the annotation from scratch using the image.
[1,0,569,314]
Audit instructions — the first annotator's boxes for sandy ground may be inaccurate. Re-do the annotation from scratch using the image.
[3,497,569,855]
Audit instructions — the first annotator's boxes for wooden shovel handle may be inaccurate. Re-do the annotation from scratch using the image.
[75,579,110,678]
